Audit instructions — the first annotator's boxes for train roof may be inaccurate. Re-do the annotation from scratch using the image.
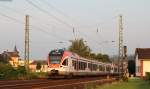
[64,50,112,65]
[50,49,112,65]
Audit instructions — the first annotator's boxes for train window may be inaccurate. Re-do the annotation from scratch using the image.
[92,64,97,71]
[88,63,92,70]
[78,61,87,70]
[114,68,118,72]
[102,66,105,71]
[106,66,111,72]
[99,65,103,71]
[62,58,68,66]
[84,62,87,69]
[72,60,78,70]
[49,49,64,64]
[72,60,75,66]
[79,61,81,70]
[82,62,87,70]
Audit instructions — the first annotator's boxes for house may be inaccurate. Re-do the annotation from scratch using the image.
[1,46,20,67]
[18,60,33,66]
[135,48,150,77]
[29,60,48,72]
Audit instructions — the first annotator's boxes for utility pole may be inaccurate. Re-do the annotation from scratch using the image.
[118,15,124,79]
[123,46,128,78]
[25,15,29,75]
[73,27,76,40]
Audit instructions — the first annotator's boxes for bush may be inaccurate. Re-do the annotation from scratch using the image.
[28,72,48,79]
[122,75,128,82]
[17,66,27,79]
[28,73,38,79]
[0,63,16,79]
[0,63,47,80]
[0,63,28,80]
[146,72,150,84]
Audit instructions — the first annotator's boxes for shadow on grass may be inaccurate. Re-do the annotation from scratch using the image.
[95,78,150,89]
[135,79,150,89]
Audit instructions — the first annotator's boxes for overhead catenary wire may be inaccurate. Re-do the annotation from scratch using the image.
[38,0,77,26]
[0,12,70,42]
[0,2,114,54]
[25,0,102,46]
[0,4,76,45]
[0,4,55,27]
[25,0,73,28]
[0,12,24,24]
[39,0,72,20]
[25,0,105,49]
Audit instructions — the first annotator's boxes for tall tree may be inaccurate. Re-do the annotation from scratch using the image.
[95,53,103,61]
[68,38,91,58]
[102,54,110,62]
[68,38,110,62]
[90,53,97,59]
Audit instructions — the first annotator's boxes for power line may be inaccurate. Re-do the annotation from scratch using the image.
[0,12,24,24]
[0,5,26,16]
[38,0,76,26]
[0,4,63,33]
[0,12,69,42]
[25,0,109,49]
[25,0,73,28]
[0,4,56,27]
[0,3,114,54]
[0,5,75,43]
[39,0,72,19]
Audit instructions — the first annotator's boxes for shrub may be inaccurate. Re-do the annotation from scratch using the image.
[0,63,16,79]
[28,73,38,79]
[122,75,128,82]
[17,66,27,79]
[0,63,28,80]
[0,63,47,80]
[146,72,150,84]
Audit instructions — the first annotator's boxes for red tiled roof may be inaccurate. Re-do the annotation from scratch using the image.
[7,52,20,57]
[135,48,150,59]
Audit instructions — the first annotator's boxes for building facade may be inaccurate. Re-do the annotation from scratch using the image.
[29,60,48,72]
[1,46,20,67]
[135,48,150,77]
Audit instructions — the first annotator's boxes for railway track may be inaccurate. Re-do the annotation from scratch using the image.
[0,76,117,89]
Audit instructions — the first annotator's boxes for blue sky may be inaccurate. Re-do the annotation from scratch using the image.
[0,0,150,59]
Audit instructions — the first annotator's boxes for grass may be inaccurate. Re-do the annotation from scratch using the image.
[95,78,150,89]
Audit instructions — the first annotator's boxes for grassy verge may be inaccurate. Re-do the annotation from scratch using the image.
[95,78,150,89]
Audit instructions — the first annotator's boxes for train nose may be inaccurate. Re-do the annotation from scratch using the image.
[51,69,59,75]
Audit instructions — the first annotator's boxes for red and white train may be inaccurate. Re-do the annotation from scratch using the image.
[47,49,118,78]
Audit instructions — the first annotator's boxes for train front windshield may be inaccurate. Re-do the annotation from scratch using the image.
[49,50,64,64]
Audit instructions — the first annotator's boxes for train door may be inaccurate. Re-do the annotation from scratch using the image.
[67,57,75,77]
[68,57,72,72]
[61,58,69,72]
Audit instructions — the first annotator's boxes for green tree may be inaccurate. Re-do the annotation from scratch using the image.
[68,38,110,62]
[102,54,110,62]
[17,66,27,75]
[95,53,103,61]
[68,38,91,58]
[90,53,97,59]
[0,63,17,79]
